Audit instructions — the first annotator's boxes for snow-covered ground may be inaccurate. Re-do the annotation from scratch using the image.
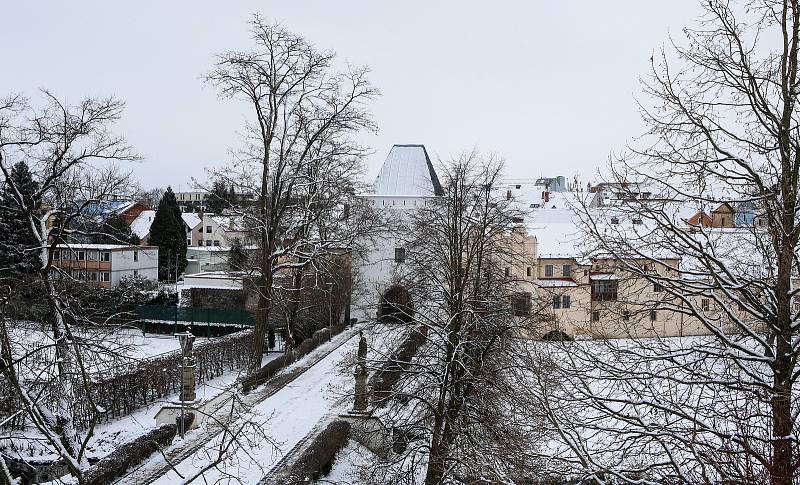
[6,323,202,379]
[148,328,376,484]
[325,440,374,484]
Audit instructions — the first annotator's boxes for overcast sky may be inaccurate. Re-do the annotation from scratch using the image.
[2,1,702,190]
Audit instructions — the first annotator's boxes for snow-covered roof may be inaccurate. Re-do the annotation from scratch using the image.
[130,210,156,239]
[54,243,149,250]
[182,212,201,229]
[373,144,444,196]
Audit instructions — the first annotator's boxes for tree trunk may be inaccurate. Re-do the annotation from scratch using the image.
[42,271,82,465]
[771,236,795,484]
[249,245,273,372]
[287,267,303,341]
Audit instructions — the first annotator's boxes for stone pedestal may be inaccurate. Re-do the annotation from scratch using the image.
[181,359,196,402]
[352,367,368,414]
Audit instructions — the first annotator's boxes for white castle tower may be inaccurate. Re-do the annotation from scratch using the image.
[353,144,443,323]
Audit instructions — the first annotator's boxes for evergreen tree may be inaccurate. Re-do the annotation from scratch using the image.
[92,213,140,245]
[227,185,238,208]
[148,186,186,280]
[206,180,228,214]
[228,237,248,271]
[0,161,41,279]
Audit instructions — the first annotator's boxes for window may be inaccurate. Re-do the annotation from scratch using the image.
[562,295,571,308]
[394,247,406,263]
[101,272,110,282]
[563,265,571,277]
[701,298,710,311]
[511,292,532,316]
[206,225,212,233]
[133,251,138,262]
[133,270,138,277]
[623,310,630,321]
[526,267,532,277]
[213,240,220,246]
[553,295,561,309]
[545,265,554,277]
[52,249,60,261]
[89,271,98,282]
[592,311,600,322]
[650,310,657,322]
[187,238,192,246]
[100,252,111,262]
[591,279,618,301]
[653,282,664,292]
[504,267,510,277]
[77,251,85,261]
[87,250,97,261]
[62,249,72,260]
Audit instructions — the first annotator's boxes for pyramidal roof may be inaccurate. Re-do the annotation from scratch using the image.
[373,144,444,196]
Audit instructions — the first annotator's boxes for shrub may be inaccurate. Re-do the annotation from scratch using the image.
[83,423,178,485]
[241,353,294,393]
[285,420,351,483]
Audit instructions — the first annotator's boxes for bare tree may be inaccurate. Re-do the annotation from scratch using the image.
[364,153,548,484]
[532,1,800,483]
[0,90,137,480]
[205,17,379,371]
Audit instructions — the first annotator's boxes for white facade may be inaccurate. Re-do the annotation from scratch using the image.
[110,247,159,285]
[197,214,249,248]
[352,145,442,322]
[50,244,158,287]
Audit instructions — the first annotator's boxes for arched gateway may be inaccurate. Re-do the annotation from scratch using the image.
[378,285,414,323]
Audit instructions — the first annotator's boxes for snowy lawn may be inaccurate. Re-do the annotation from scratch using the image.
[6,321,207,380]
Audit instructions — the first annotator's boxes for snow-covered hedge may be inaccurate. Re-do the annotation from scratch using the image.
[285,419,351,483]
[369,325,428,405]
[83,421,182,485]
[241,323,347,392]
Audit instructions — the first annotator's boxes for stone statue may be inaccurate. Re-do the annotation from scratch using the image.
[357,331,367,370]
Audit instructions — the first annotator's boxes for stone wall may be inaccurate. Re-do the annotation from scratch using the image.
[188,287,245,309]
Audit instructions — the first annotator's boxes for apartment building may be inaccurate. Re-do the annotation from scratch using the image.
[50,244,158,288]
[175,191,209,212]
